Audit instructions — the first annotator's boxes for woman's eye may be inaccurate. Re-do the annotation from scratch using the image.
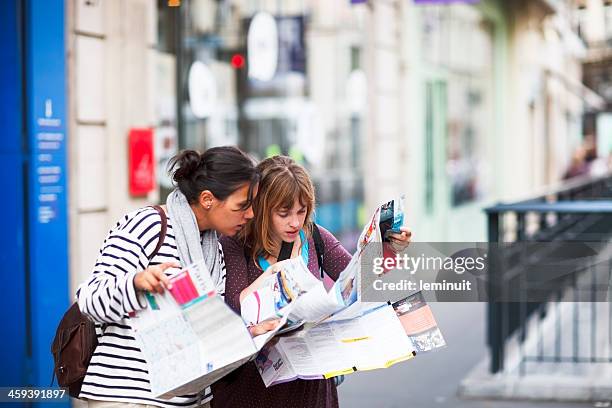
[278,213,288,218]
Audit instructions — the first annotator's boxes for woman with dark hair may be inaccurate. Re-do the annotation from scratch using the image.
[76,146,275,408]
[212,156,411,408]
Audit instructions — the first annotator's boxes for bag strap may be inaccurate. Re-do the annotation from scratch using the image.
[100,206,164,332]
[277,241,294,262]
[246,224,326,280]
[151,205,167,260]
[277,224,326,279]
[312,223,326,279]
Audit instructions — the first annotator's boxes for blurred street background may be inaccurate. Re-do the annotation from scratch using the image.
[2,0,612,406]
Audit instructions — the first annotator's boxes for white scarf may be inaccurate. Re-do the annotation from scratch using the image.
[166,189,225,296]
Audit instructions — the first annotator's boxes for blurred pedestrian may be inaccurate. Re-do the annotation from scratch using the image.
[563,146,589,180]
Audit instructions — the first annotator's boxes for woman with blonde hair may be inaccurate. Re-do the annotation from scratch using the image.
[212,156,411,407]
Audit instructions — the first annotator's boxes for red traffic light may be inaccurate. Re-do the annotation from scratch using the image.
[230,53,245,69]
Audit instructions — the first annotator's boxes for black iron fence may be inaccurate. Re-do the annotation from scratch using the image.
[485,173,612,374]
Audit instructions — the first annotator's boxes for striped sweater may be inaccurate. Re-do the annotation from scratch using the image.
[76,206,226,407]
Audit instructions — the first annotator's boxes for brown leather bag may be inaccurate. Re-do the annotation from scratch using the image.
[51,205,167,398]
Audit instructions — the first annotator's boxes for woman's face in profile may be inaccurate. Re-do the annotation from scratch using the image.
[270,198,307,243]
[209,183,256,236]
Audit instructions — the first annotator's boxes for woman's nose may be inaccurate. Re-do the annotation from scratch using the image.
[289,216,300,228]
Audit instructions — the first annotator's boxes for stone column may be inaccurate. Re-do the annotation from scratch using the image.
[68,0,158,293]
[364,0,404,214]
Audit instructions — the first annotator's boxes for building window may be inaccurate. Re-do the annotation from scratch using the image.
[157,0,367,249]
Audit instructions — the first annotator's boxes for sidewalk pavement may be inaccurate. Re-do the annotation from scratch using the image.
[338,302,601,408]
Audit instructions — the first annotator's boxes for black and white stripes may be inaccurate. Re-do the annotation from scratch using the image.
[76,207,226,407]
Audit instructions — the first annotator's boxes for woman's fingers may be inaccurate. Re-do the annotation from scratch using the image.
[137,279,153,292]
[261,319,281,330]
[135,262,180,293]
[158,262,180,289]
[389,228,412,243]
[247,326,261,336]
[387,228,413,253]
[152,266,173,290]
[388,233,406,242]
[135,271,156,292]
[134,271,149,291]
[145,271,164,293]
[248,319,281,336]
[400,227,412,238]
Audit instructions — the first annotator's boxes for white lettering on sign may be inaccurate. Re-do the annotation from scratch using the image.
[37,166,61,175]
[39,193,57,202]
[134,154,152,185]
[37,133,64,141]
[38,206,55,223]
[37,98,61,127]
[45,99,53,118]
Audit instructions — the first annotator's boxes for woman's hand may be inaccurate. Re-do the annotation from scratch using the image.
[387,227,412,253]
[134,262,180,294]
[247,319,281,336]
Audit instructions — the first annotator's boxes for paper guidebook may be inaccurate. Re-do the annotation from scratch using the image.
[241,256,343,326]
[129,260,288,399]
[392,291,446,352]
[242,196,447,387]
[241,195,408,326]
[254,290,446,387]
[128,196,445,396]
[256,302,416,387]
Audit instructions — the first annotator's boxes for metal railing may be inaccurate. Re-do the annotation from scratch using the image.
[485,173,612,374]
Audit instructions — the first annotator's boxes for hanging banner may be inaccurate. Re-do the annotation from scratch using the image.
[276,16,306,75]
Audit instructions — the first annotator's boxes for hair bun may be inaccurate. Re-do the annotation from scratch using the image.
[167,146,258,205]
[170,150,202,183]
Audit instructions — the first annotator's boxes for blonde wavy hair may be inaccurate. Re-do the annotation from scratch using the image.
[240,156,315,269]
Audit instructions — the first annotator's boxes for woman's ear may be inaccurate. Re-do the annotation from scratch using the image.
[198,190,215,210]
